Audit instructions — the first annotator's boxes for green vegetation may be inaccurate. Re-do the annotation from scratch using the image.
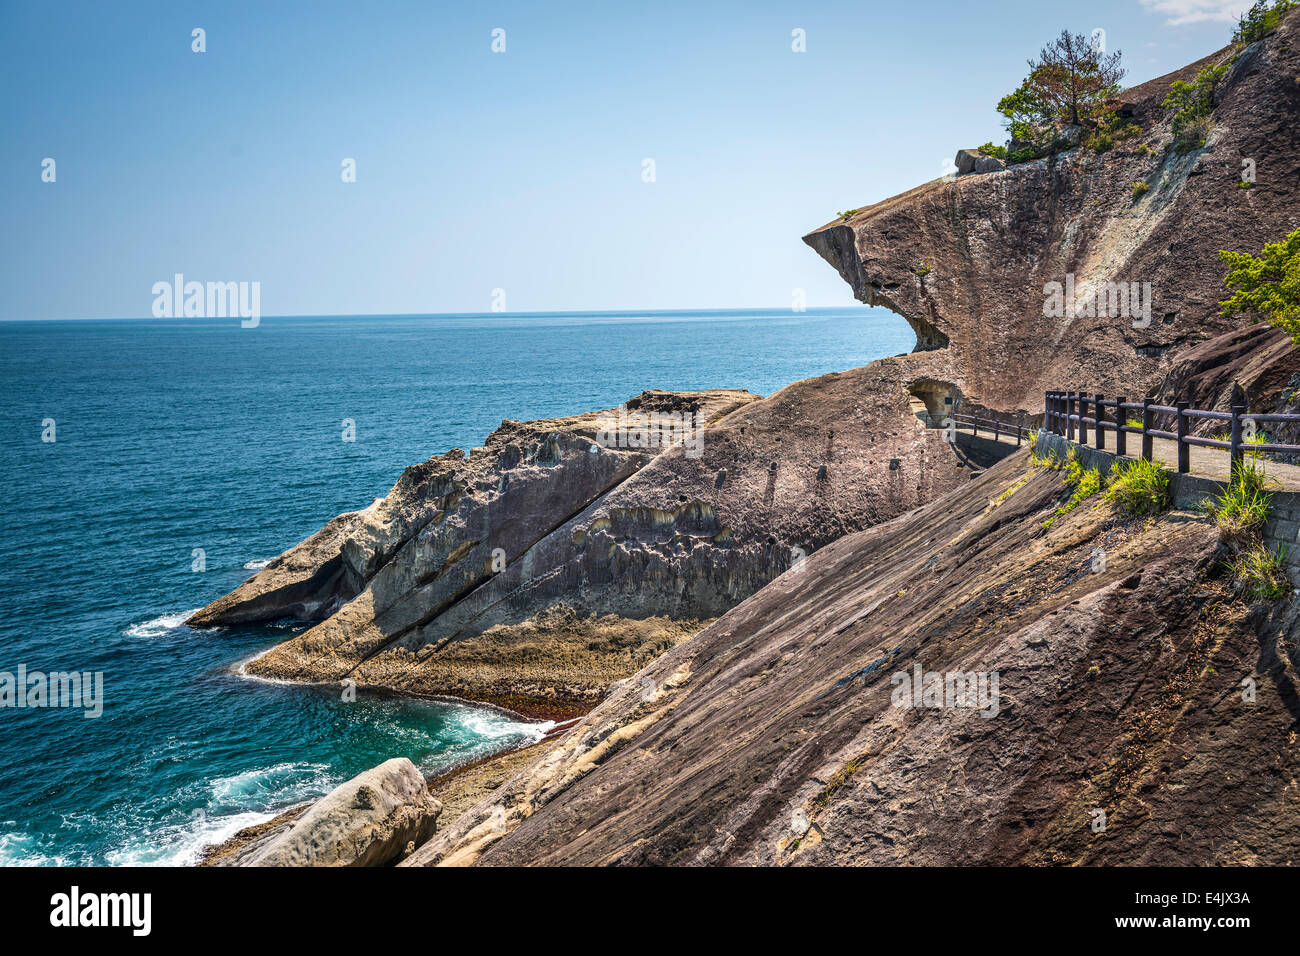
[991,31,1126,164]
[977,141,1008,160]
[985,473,1033,516]
[1163,63,1227,151]
[1234,0,1297,45]
[1102,457,1171,518]
[1220,226,1300,344]
[1238,180,1255,189]
[1131,181,1150,202]
[1044,450,1106,527]
[911,261,932,277]
[1029,450,1062,470]
[1204,451,1290,602]
[1087,113,1141,154]
[1204,460,1274,544]
[836,209,859,221]
[1125,416,1143,428]
[1232,542,1290,600]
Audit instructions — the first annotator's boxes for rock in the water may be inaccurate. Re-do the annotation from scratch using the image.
[221,758,441,867]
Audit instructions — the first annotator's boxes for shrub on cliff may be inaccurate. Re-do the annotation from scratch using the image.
[1163,63,1228,150]
[1219,226,1300,344]
[1234,0,1297,45]
[994,31,1126,161]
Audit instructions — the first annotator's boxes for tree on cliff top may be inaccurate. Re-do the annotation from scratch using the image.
[1220,228,1300,345]
[997,31,1125,154]
[1234,0,1297,45]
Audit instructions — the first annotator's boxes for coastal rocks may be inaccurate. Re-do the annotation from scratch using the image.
[411,447,1300,866]
[209,758,441,867]
[194,370,977,714]
[807,16,1300,418]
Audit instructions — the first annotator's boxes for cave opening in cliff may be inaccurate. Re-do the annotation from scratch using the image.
[907,379,964,427]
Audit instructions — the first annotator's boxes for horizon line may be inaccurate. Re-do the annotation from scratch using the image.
[0,305,880,323]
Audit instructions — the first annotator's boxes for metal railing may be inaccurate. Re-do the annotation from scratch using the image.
[1044,390,1300,473]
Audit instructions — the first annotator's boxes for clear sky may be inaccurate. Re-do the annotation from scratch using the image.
[0,0,1251,319]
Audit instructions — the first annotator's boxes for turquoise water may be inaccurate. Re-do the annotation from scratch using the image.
[0,307,911,865]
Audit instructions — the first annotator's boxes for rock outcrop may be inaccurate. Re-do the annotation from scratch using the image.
[954,148,1005,175]
[805,17,1300,417]
[208,758,441,867]
[195,375,978,715]
[407,445,1300,866]
[190,18,1300,867]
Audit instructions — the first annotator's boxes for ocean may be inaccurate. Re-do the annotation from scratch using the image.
[0,307,910,865]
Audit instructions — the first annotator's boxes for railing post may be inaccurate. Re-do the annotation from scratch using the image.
[1078,392,1089,444]
[1115,396,1127,457]
[1176,401,1190,473]
[1066,392,1075,442]
[1141,397,1153,461]
[1230,404,1244,471]
[994,418,1000,443]
[1095,393,1105,450]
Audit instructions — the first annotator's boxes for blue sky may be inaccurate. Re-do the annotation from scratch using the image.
[0,0,1252,319]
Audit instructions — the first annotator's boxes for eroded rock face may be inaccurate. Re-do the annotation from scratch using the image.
[213,758,440,867]
[409,447,1300,866]
[1153,324,1300,437]
[194,380,975,714]
[805,19,1300,418]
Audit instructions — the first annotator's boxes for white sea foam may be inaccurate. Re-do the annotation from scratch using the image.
[123,609,200,639]
[209,761,334,809]
[243,558,273,571]
[104,762,338,867]
[0,830,67,866]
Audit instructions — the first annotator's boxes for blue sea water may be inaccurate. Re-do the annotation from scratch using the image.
[0,307,911,865]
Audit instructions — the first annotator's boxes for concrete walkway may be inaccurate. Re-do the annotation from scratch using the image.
[955,423,1300,491]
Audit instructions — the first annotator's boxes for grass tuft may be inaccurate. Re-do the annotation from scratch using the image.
[1232,543,1290,601]
[1205,460,1275,545]
[1102,457,1170,518]
[1043,450,1105,527]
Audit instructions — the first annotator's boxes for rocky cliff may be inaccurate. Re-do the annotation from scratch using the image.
[192,16,1300,865]
[406,445,1300,866]
[400,19,1300,865]
[193,378,972,715]
[804,19,1300,418]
